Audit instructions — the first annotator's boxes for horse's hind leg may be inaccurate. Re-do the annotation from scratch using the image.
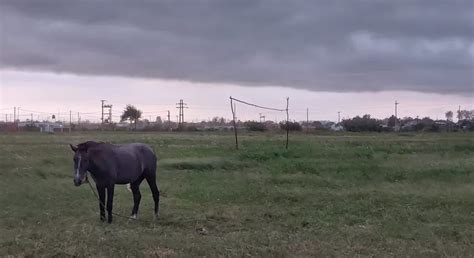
[130,176,144,219]
[145,174,160,218]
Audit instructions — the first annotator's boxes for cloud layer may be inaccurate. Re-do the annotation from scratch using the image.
[1,0,473,94]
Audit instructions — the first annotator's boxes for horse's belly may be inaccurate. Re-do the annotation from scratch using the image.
[115,171,141,184]
[114,157,142,184]
[115,178,130,184]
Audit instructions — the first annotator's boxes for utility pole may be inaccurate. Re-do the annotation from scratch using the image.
[77,112,80,125]
[394,101,399,131]
[108,105,113,123]
[176,99,188,125]
[306,108,309,125]
[101,100,106,125]
[31,113,33,123]
[338,111,341,124]
[101,100,112,129]
[395,101,399,119]
[69,110,72,133]
[167,110,171,131]
[13,107,16,122]
[458,105,461,121]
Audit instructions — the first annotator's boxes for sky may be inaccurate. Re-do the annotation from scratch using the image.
[1,0,473,122]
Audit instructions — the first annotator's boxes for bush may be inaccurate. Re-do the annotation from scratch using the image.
[176,124,198,132]
[244,121,267,131]
[279,121,302,131]
[342,115,381,132]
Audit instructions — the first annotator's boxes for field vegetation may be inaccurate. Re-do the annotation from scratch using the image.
[1,132,473,256]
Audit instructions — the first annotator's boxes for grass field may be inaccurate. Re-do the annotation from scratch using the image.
[1,131,474,256]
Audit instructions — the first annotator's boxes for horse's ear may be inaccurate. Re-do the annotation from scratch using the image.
[70,144,78,152]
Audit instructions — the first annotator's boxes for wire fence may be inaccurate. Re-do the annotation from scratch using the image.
[230,96,289,150]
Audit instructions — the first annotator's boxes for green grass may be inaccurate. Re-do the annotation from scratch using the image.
[0,131,473,256]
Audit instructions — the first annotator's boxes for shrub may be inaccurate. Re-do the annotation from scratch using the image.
[244,121,267,131]
[279,121,302,131]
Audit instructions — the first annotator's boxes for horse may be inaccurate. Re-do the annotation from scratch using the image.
[69,141,160,223]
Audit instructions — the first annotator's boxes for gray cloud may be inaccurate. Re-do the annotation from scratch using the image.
[1,0,473,94]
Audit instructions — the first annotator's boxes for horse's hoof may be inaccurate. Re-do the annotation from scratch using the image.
[196,227,208,235]
[130,214,137,220]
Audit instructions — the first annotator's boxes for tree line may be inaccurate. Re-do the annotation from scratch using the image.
[117,105,474,132]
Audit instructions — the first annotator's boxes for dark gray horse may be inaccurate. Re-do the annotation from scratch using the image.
[70,141,160,223]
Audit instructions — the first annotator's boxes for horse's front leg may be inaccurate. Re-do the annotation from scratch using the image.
[106,184,115,223]
[97,185,106,222]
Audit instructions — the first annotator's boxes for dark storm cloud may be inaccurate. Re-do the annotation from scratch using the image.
[1,0,473,94]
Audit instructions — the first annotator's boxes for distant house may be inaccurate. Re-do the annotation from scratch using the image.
[116,121,130,129]
[401,119,420,131]
[330,124,344,131]
[16,121,66,133]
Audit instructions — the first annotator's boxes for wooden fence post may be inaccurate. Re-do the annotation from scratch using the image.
[286,97,289,149]
[230,97,239,150]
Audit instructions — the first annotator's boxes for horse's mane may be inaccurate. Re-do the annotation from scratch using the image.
[77,141,105,151]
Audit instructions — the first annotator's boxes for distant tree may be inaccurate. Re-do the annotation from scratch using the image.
[400,117,414,125]
[120,104,142,130]
[342,114,382,132]
[245,121,267,131]
[156,116,163,124]
[457,110,474,121]
[387,115,398,127]
[211,116,227,125]
[279,121,302,131]
[459,110,474,121]
[445,111,453,122]
[311,121,324,128]
[414,117,437,132]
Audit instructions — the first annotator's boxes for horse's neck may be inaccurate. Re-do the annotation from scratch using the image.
[87,163,105,185]
[87,158,103,176]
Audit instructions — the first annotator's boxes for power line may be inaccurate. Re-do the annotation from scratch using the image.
[230,97,286,112]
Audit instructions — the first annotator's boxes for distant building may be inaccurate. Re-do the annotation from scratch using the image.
[330,124,344,131]
[16,121,66,133]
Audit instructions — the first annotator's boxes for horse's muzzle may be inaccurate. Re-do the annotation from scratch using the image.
[73,175,87,186]
[73,178,82,186]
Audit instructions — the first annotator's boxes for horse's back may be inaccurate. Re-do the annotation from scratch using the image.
[112,143,157,183]
[117,143,157,171]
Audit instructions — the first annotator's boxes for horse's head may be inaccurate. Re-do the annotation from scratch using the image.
[70,144,90,186]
